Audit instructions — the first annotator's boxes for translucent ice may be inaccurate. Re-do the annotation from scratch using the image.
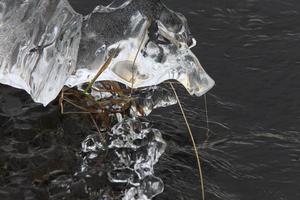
[108,118,166,199]
[67,0,215,100]
[79,118,166,199]
[0,0,82,105]
[0,0,214,105]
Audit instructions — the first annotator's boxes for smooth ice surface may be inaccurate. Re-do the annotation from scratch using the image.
[0,0,214,105]
[0,0,82,105]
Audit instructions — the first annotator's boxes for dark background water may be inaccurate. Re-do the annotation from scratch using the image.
[1,0,300,199]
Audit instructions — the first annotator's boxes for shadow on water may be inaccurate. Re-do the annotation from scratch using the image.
[1,0,300,199]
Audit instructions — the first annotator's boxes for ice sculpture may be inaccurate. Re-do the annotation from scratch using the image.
[0,0,214,106]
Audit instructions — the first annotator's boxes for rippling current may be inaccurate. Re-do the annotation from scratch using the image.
[1,0,300,199]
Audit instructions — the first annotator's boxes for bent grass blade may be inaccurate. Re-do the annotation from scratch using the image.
[84,45,120,94]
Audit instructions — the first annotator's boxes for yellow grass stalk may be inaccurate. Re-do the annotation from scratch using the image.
[169,82,205,200]
[84,45,120,94]
[131,18,153,92]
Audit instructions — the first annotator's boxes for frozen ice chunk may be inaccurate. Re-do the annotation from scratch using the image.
[79,118,166,199]
[0,0,82,105]
[0,0,214,106]
[108,118,166,199]
[66,0,214,99]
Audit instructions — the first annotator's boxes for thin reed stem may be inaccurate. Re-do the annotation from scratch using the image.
[62,112,91,115]
[84,45,120,94]
[204,94,210,141]
[89,113,106,143]
[169,83,205,200]
[131,18,152,93]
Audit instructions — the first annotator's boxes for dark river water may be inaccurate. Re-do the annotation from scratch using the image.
[1,0,300,199]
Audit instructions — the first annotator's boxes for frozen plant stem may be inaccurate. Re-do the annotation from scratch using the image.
[131,18,153,93]
[84,45,120,94]
[204,94,210,143]
[169,83,205,200]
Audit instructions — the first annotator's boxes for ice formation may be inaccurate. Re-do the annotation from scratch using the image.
[0,0,82,104]
[80,118,166,200]
[0,0,214,106]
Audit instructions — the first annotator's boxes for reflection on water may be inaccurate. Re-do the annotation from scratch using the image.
[1,0,300,199]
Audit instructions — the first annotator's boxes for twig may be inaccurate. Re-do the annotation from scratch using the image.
[62,112,91,115]
[89,113,106,143]
[63,98,90,112]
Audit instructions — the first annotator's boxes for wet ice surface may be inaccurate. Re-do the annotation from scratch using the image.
[0,0,214,106]
[1,0,300,200]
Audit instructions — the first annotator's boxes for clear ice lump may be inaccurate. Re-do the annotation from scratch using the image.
[0,0,214,106]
